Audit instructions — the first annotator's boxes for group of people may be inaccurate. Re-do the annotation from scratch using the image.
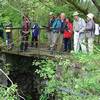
[46,12,73,53]
[0,16,40,51]
[47,11,99,54]
[20,15,40,51]
[0,11,99,53]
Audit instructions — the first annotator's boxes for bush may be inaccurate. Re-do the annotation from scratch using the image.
[35,53,100,100]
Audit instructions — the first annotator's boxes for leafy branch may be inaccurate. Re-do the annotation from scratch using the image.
[0,68,25,100]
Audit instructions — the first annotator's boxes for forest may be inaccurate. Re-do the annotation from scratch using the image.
[0,0,100,100]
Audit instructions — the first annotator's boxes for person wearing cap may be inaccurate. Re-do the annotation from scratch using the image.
[5,20,13,50]
[73,11,87,53]
[46,12,55,49]
[85,13,95,53]
[50,13,61,53]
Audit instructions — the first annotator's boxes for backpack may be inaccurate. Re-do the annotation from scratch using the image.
[64,23,69,31]
[48,18,55,31]
[5,22,12,33]
[94,23,99,35]
[92,21,95,33]
[32,23,40,37]
[60,20,68,33]
[52,19,61,33]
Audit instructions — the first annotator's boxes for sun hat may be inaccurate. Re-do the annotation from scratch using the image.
[73,11,79,16]
[49,12,53,15]
[87,13,94,19]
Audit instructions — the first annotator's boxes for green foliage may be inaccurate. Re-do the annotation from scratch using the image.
[35,53,100,100]
[0,0,99,28]
[35,59,56,79]
[26,94,33,100]
[0,84,19,100]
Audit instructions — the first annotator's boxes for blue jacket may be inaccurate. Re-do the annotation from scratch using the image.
[32,23,40,37]
[52,18,61,33]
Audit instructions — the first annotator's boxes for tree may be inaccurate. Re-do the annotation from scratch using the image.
[54,0,100,23]
[0,0,99,25]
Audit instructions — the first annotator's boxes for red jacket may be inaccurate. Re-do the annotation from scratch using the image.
[64,21,73,38]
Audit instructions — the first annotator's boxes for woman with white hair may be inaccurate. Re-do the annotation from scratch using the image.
[85,13,95,53]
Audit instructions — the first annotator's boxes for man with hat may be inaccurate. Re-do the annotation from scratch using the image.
[73,11,87,53]
[46,12,55,49]
[85,13,95,53]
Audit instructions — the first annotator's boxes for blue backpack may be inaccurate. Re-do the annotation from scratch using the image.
[32,23,40,37]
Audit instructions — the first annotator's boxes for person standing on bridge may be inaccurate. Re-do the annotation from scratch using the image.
[50,13,61,53]
[5,20,13,50]
[85,13,95,53]
[63,18,73,52]
[73,11,87,53]
[31,23,40,48]
[46,12,55,50]
[56,13,66,52]
[20,15,30,51]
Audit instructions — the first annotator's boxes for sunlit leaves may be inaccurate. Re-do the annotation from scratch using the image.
[0,84,18,100]
[36,53,100,100]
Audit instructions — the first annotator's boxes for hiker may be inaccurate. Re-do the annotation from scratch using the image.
[46,12,55,49]
[63,18,73,52]
[56,13,66,52]
[5,20,13,50]
[73,11,87,53]
[50,13,61,52]
[20,15,30,51]
[31,23,40,48]
[0,23,4,44]
[85,13,95,53]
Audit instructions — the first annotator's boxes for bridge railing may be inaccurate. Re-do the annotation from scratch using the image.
[2,27,49,52]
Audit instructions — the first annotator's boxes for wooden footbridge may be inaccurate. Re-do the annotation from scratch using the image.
[1,27,100,59]
[0,27,70,59]
[1,47,61,58]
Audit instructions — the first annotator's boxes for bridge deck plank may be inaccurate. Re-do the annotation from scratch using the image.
[1,48,56,58]
[1,47,70,60]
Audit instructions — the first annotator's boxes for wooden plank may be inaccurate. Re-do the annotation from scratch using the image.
[1,48,70,60]
[1,49,56,58]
